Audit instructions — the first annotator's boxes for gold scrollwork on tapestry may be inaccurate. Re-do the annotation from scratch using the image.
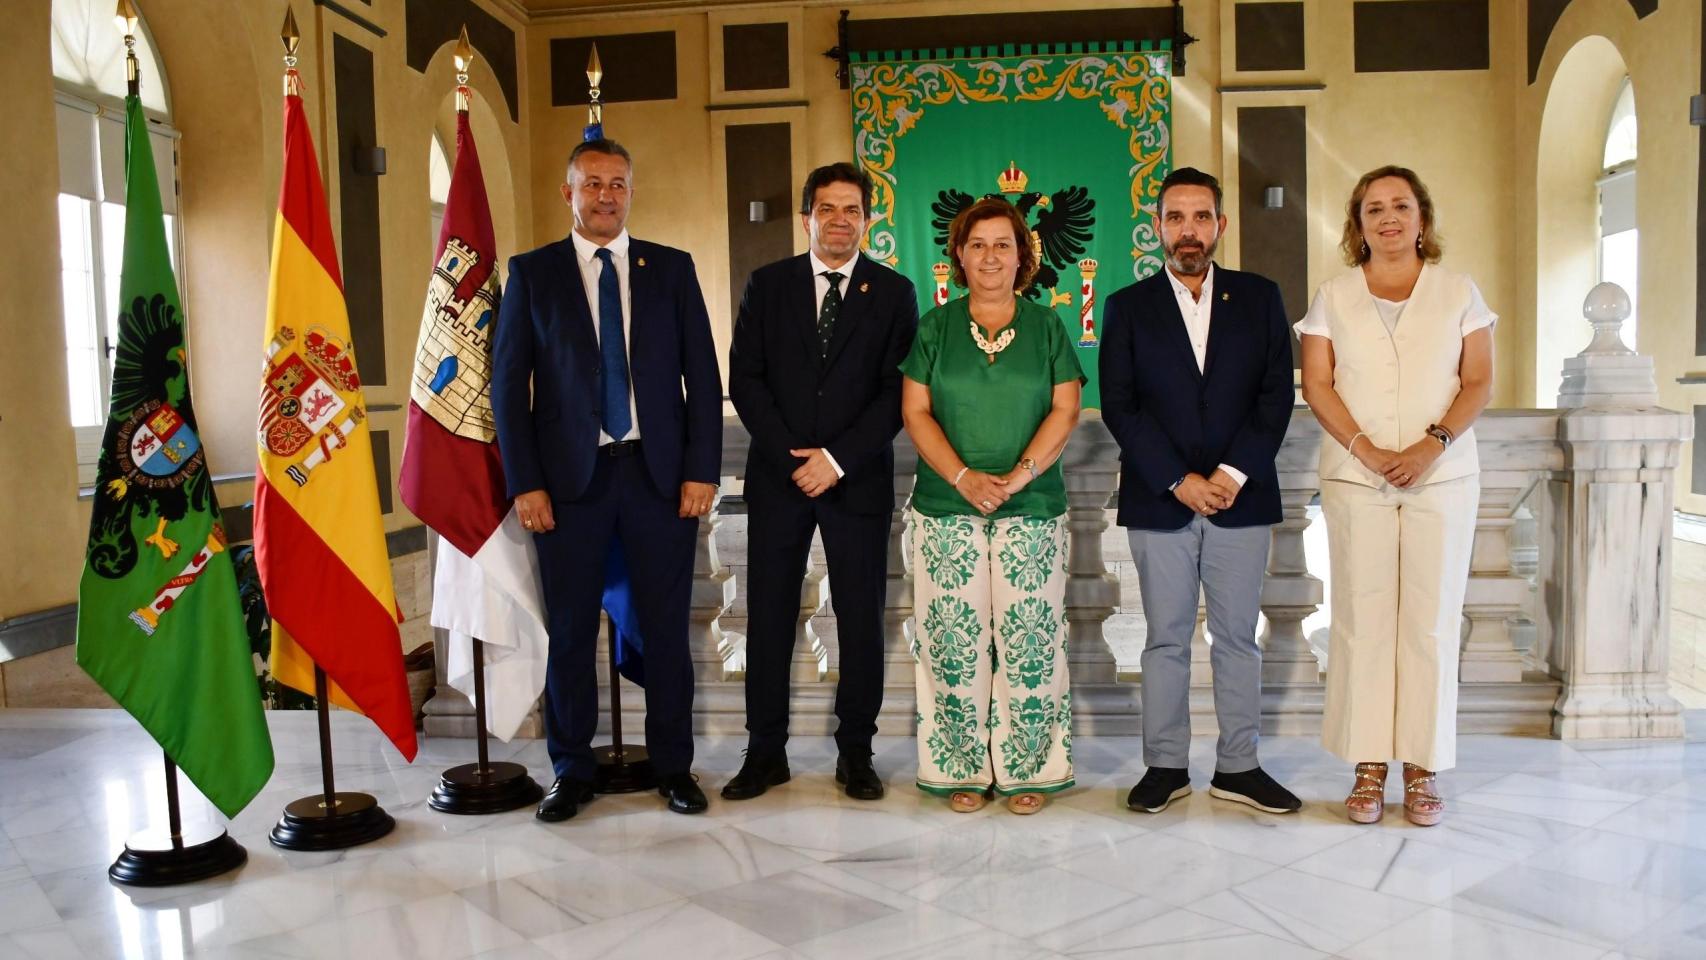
[851,51,1171,272]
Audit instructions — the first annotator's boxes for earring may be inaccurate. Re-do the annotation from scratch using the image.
[1360,240,1369,257]
[1416,234,1423,251]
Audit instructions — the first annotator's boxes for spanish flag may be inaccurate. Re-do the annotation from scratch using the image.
[253,71,417,761]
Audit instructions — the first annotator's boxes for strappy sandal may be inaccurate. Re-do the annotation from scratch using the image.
[1346,762,1388,824]
[949,790,989,813]
[1006,792,1045,815]
[1402,763,1443,827]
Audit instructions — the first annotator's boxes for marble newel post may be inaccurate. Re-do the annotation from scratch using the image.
[1261,412,1325,686]
[1061,416,1141,731]
[881,440,920,732]
[1545,282,1691,739]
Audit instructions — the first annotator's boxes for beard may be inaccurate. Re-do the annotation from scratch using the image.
[1165,236,1216,276]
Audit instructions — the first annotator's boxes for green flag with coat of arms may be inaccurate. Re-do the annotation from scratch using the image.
[75,93,274,819]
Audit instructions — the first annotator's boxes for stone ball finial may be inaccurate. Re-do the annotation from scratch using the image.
[1580,281,1634,357]
[1583,281,1632,324]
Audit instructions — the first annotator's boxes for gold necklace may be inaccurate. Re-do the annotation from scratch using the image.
[969,320,1015,365]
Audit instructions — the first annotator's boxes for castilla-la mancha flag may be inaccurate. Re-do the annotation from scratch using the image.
[253,75,417,761]
[399,107,548,740]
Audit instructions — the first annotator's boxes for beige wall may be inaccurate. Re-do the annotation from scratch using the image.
[4,0,1701,631]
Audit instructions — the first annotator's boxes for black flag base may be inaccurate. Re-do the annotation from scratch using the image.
[430,761,544,815]
[593,743,656,793]
[269,791,394,850]
[108,823,247,887]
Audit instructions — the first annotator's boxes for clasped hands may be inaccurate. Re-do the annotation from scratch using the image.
[955,462,1036,516]
[1173,468,1242,516]
[1351,436,1442,489]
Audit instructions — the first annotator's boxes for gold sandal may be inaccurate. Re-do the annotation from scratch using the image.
[1346,762,1388,824]
[1006,792,1045,815]
[949,790,988,813]
[1402,763,1443,827]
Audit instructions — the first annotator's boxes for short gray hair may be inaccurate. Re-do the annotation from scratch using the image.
[566,138,633,181]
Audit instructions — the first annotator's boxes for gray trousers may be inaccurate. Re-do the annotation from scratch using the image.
[1128,515,1272,772]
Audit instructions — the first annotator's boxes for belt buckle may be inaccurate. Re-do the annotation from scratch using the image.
[605,439,639,457]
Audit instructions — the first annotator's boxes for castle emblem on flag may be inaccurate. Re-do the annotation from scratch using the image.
[410,236,499,441]
[258,325,368,487]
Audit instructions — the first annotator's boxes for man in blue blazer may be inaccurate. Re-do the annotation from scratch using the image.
[492,139,722,820]
[1100,167,1300,816]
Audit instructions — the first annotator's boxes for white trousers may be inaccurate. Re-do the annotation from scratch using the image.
[1319,475,1478,771]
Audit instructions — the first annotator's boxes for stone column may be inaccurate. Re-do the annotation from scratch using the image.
[689,487,739,684]
[1260,482,1326,685]
[882,441,920,730]
[1545,283,1689,739]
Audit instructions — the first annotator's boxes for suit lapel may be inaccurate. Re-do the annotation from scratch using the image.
[1152,274,1203,383]
[553,238,598,357]
[1200,270,1236,382]
[627,239,657,354]
[822,256,870,370]
[792,254,819,361]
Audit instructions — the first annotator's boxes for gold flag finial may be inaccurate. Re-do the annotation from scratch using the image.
[115,0,141,95]
[453,26,474,110]
[281,6,302,96]
[453,26,474,74]
[586,43,603,89]
[585,43,604,132]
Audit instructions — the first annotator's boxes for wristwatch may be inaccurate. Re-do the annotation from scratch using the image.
[1168,476,1185,492]
[1018,457,1038,481]
[1425,424,1453,449]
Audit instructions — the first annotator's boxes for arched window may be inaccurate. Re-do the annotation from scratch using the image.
[1597,78,1637,348]
[51,0,182,486]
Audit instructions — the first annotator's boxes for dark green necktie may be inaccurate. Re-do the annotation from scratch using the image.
[817,271,843,359]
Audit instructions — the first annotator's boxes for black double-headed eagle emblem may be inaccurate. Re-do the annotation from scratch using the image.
[930,162,1096,303]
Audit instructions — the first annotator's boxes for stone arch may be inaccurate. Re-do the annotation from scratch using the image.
[1534,34,1632,406]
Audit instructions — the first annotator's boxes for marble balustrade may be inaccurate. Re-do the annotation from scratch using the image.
[424,403,1687,744]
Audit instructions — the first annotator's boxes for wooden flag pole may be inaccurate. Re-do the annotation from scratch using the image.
[108,749,249,886]
[593,610,654,793]
[428,634,544,814]
[268,667,395,850]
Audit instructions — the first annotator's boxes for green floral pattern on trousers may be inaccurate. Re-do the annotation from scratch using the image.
[911,511,1074,797]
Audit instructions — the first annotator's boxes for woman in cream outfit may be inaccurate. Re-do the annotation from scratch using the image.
[1297,166,1494,826]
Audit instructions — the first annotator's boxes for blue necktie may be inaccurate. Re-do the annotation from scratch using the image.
[594,247,631,440]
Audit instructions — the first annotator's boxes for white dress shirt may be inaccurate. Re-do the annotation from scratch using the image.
[570,228,640,444]
[1163,263,1246,488]
[808,250,856,478]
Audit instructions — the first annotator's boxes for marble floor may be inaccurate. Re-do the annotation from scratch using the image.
[1,710,1704,960]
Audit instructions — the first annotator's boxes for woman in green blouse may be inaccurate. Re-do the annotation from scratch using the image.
[900,198,1084,814]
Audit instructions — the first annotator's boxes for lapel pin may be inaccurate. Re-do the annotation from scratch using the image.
[1220,291,1230,301]
[859,281,869,294]
[636,257,647,267]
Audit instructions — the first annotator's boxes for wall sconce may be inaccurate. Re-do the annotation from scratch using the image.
[354,146,387,176]
[1264,186,1284,210]
[748,200,767,223]
[1691,94,1705,127]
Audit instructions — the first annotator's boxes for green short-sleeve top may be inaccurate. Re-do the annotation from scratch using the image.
[899,295,1085,519]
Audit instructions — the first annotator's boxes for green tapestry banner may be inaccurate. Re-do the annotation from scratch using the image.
[850,42,1172,409]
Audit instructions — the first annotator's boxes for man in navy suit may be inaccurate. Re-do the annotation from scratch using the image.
[492,139,721,820]
[724,164,918,801]
[1100,167,1301,816]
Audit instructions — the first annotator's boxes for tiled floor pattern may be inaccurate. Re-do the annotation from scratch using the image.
[1,709,1703,959]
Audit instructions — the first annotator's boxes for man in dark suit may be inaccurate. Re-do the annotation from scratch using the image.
[1100,167,1301,816]
[724,163,918,800]
[492,139,721,820]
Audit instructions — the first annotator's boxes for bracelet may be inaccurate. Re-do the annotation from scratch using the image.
[1347,432,1367,457]
[951,466,970,487]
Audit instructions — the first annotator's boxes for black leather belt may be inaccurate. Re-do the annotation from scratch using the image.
[602,439,642,458]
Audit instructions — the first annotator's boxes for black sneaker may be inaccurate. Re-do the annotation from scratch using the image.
[1209,766,1302,814]
[1126,766,1191,813]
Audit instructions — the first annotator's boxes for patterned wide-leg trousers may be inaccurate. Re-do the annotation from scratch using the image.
[911,511,1073,796]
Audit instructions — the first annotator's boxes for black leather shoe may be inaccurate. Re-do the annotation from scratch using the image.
[721,753,791,800]
[536,776,596,822]
[1126,766,1191,813]
[835,754,885,801]
[658,773,709,814]
[1210,766,1302,814]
